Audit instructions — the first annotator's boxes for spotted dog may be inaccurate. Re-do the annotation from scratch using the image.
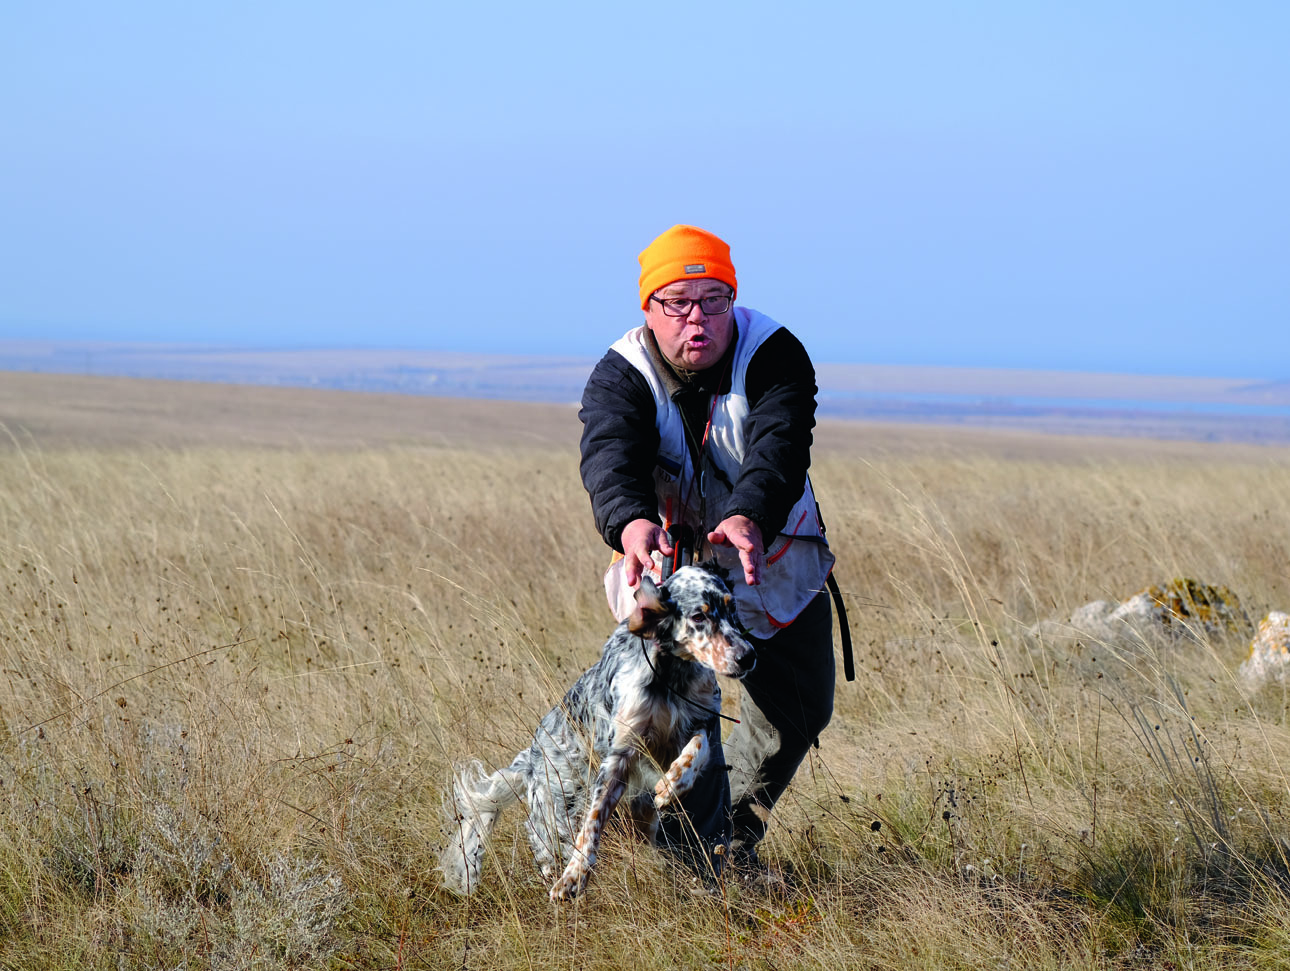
[440,563,755,902]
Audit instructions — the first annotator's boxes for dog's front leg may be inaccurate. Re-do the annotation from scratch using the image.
[654,731,710,809]
[549,748,633,902]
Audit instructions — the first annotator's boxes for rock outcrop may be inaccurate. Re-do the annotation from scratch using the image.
[1110,578,1250,638]
[1239,611,1290,682]
[1034,577,1250,646]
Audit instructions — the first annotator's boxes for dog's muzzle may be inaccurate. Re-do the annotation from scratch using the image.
[724,635,756,679]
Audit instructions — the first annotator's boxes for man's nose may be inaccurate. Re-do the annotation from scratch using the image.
[684,301,708,322]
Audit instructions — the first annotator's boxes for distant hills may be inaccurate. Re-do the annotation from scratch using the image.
[4,340,1290,444]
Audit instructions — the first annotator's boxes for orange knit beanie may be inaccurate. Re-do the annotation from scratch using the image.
[637,225,738,309]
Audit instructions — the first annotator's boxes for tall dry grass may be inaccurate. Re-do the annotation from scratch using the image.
[1,418,1290,969]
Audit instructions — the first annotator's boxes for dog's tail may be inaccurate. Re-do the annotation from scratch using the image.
[439,758,525,895]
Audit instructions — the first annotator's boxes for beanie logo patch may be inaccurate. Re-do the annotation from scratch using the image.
[684,263,706,274]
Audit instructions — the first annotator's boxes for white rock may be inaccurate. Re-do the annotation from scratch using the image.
[1069,600,1115,629]
[1239,611,1290,682]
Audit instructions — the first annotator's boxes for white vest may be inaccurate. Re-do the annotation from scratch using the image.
[603,307,835,637]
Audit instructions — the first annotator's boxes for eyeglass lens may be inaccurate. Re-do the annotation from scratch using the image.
[659,295,731,316]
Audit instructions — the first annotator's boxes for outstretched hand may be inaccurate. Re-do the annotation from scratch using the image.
[620,518,674,587]
[707,515,764,587]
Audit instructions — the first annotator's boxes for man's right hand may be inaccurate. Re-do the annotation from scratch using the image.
[620,518,674,587]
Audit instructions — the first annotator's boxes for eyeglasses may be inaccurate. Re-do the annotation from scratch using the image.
[649,293,733,317]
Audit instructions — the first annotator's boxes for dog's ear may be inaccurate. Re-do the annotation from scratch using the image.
[627,575,672,637]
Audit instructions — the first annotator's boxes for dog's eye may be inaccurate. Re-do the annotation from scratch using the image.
[688,612,707,626]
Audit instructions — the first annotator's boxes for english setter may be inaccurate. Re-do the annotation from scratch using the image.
[440,563,755,901]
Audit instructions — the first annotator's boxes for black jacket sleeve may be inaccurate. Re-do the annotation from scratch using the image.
[578,349,661,552]
[725,327,817,540]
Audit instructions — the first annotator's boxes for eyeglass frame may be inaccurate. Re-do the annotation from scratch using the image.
[648,292,734,317]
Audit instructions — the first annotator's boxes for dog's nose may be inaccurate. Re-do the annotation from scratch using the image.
[736,650,757,675]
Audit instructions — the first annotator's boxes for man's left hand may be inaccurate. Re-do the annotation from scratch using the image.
[707,515,764,587]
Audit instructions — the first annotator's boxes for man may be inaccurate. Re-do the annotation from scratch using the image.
[578,224,836,881]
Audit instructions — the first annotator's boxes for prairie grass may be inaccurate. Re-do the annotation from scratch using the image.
[2,385,1290,969]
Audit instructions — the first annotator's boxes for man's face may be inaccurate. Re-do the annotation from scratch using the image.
[643,278,735,372]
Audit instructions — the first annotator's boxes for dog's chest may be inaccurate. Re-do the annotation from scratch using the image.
[613,672,717,758]
[565,639,722,776]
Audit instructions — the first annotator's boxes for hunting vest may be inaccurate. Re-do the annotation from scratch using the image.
[603,307,835,638]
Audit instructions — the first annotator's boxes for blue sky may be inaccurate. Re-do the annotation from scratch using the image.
[3,2,1286,377]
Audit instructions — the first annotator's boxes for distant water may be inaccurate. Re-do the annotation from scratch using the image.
[5,341,1290,443]
[819,391,1290,418]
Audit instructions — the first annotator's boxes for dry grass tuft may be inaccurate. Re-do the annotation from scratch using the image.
[2,380,1290,968]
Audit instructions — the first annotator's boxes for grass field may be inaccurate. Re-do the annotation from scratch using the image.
[2,373,1290,969]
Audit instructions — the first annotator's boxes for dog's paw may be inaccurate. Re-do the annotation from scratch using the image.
[549,863,589,902]
[655,734,705,810]
[653,775,678,809]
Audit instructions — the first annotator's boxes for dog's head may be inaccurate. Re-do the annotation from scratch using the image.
[627,564,755,678]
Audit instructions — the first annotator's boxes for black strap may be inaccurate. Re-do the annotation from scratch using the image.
[826,572,855,682]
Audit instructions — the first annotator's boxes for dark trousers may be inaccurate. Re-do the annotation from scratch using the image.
[658,589,836,868]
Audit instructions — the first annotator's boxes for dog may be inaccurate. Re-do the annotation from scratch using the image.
[439,563,756,901]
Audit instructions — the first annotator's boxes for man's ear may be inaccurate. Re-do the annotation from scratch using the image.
[627,575,671,636]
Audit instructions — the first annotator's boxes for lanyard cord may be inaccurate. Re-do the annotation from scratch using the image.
[677,394,718,529]
[675,355,732,545]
